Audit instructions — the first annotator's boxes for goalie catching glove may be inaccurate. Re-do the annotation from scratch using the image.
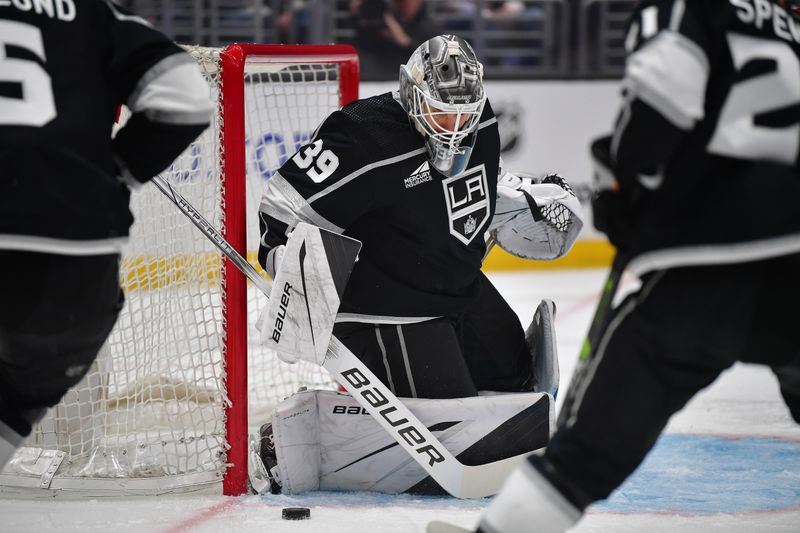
[489,171,583,260]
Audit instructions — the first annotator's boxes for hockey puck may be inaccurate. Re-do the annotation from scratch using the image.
[282,507,311,520]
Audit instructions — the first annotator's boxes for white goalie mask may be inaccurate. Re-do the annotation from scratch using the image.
[399,35,487,177]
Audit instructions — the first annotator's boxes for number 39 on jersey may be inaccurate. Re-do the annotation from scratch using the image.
[292,139,340,183]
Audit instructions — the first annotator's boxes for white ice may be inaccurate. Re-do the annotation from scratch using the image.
[1,268,798,533]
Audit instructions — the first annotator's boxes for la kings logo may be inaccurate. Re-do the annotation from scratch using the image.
[404,161,432,189]
[442,165,489,245]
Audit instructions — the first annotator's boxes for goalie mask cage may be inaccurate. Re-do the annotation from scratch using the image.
[0,44,359,497]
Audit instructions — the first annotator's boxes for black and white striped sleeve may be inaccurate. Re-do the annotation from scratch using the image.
[610,0,710,178]
[104,1,213,186]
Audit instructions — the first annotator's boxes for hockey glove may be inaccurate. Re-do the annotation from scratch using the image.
[590,136,648,251]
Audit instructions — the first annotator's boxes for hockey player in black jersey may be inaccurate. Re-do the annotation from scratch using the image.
[252,35,583,495]
[440,1,800,531]
[0,1,212,470]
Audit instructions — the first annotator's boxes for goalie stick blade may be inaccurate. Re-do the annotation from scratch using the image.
[427,521,472,533]
[324,337,531,499]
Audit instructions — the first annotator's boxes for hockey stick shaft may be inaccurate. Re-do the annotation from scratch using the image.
[151,175,529,499]
[556,252,627,429]
[151,175,273,297]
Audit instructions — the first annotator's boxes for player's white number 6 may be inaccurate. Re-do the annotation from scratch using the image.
[292,139,340,183]
[0,21,57,126]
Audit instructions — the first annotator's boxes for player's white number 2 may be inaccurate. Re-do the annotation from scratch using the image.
[708,33,800,165]
[292,139,339,183]
[0,20,57,126]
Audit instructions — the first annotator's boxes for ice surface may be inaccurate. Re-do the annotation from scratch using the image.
[1,269,797,533]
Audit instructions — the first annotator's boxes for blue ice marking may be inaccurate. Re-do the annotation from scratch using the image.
[596,434,800,514]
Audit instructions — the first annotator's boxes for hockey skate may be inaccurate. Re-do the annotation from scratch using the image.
[248,423,282,494]
[526,299,559,398]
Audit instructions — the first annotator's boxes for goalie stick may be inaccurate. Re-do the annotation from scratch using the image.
[556,252,627,428]
[151,175,531,499]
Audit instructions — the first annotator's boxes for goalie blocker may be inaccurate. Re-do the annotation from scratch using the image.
[257,222,362,365]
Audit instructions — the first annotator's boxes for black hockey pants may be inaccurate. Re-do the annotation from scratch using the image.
[0,251,122,438]
[333,274,532,398]
[543,253,800,506]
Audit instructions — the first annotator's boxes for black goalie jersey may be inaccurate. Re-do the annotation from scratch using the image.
[606,0,800,276]
[258,92,501,322]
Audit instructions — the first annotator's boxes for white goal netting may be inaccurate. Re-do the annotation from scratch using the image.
[0,45,357,497]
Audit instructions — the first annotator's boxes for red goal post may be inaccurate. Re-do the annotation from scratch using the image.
[217,44,359,496]
[0,44,359,498]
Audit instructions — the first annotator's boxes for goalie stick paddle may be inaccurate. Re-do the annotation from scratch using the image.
[556,252,627,429]
[151,175,531,499]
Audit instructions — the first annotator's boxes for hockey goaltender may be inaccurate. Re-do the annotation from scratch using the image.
[251,34,584,496]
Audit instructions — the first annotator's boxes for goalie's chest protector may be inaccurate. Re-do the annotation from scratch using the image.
[330,94,501,317]
[373,110,500,264]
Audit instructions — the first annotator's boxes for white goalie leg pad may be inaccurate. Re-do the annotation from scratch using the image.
[269,391,322,492]
[270,389,553,494]
[478,460,581,533]
[527,299,559,398]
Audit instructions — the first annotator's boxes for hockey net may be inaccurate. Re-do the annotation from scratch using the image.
[0,44,359,497]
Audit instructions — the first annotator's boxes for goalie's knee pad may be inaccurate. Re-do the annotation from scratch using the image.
[526,299,559,398]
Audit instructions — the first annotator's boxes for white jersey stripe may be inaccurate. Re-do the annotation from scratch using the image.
[0,234,126,256]
[374,326,397,395]
[628,234,800,277]
[625,31,709,129]
[669,0,686,32]
[563,270,665,430]
[103,0,153,27]
[335,313,439,325]
[305,117,497,206]
[128,55,214,125]
[306,148,426,205]
[396,325,418,398]
[260,173,345,234]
